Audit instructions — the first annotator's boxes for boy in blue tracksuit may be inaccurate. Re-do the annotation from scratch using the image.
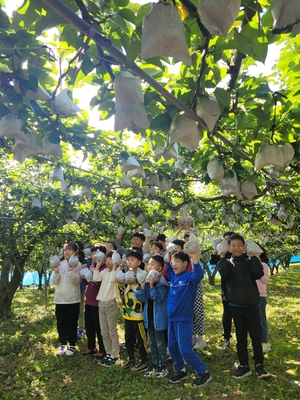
[166,251,212,386]
[136,255,169,378]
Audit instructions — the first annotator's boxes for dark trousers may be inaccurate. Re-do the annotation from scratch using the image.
[222,300,233,340]
[231,305,264,366]
[56,303,80,346]
[85,304,105,353]
[124,319,148,362]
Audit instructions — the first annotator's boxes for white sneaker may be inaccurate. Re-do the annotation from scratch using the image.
[65,346,76,356]
[193,336,206,349]
[56,345,68,356]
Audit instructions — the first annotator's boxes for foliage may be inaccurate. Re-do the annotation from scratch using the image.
[0,266,299,399]
[1,0,300,311]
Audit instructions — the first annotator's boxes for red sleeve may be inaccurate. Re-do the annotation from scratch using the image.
[161,265,169,281]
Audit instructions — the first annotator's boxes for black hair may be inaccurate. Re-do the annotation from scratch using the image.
[106,240,117,250]
[223,231,236,238]
[254,242,269,264]
[152,242,163,251]
[157,234,167,242]
[131,246,143,253]
[183,232,190,239]
[106,251,113,258]
[151,254,164,270]
[172,239,185,250]
[74,240,85,263]
[132,232,145,242]
[172,251,190,264]
[126,249,143,262]
[228,234,245,245]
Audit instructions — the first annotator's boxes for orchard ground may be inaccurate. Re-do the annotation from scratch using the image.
[0,266,299,400]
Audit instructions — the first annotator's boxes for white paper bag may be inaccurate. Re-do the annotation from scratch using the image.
[61,179,71,193]
[220,171,238,196]
[146,186,157,197]
[115,103,149,131]
[32,197,42,208]
[121,155,140,173]
[126,167,145,178]
[50,255,60,268]
[146,174,160,186]
[175,159,186,174]
[0,114,24,140]
[241,181,257,200]
[270,0,300,33]
[198,0,241,36]
[158,177,172,191]
[169,114,200,151]
[49,166,64,182]
[137,213,144,224]
[280,143,294,166]
[141,2,192,65]
[246,240,263,254]
[255,142,285,170]
[53,88,81,116]
[14,80,51,100]
[196,96,221,131]
[145,269,161,283]
[120,176,132,188]
[68,255,79,267]
[207,160,224,181]
[81,185,90,198]
[278,204,289,220]
[112,201,123,213]
[232,203,240,213]
[217,239,229,255]
[12,141,27,163]
[112,250,121,264]
[43,136,63,158]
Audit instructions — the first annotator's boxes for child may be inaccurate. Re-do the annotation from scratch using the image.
[218,234,270,379]
[81,245,107,359]
[93,251,120,366]
[150,242,164,256]
[166,251,212,386]
[136,255,169,378]
[255,244,271,353]
[52,243,81,356]
[117,249,148,371]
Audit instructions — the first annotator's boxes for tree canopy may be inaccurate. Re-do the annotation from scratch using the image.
[0,0,300,313]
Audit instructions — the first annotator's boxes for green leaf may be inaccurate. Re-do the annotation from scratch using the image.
[214,88,231,114]
[28,75,38,92]
[29,100,41,116]
[81,54,94,76]
[125,31,140,67]
[234,25,268,63]
[0,7,10,29]
[118,8,135,24]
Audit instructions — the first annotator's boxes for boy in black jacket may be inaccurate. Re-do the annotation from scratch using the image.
[218,234,270,379]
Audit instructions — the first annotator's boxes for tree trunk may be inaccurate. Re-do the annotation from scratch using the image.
[47,269,53,287]
[37,269,44,290]
[202,261,217,285]
[0,260,23,316]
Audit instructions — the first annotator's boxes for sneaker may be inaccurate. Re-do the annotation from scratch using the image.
[255,364,270,379]
[262,343,272,353]
[193,370,212,386]
[77,330,84,339]
[193,336,206,349]
[83,348,97,356]
[65,346,76,356]
[123,357,135,368]
[132,359,148,372]
[100,356,120,367]
[155,365,168,378]
[95,352,106,361]
[169,370,188,384]
[56,345,68,356]
[144,364,157,377]
[232,365,252,379]
[222,340,230,350]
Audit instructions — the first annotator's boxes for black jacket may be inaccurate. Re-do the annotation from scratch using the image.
[218,255,263,306]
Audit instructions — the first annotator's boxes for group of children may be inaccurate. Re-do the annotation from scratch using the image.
[51,228,271,385]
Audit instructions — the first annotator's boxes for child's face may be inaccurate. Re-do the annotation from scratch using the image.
[151,244,162,256]
[106,242,114,252]
[106,257,113,269]
[147,258,162,272]
[171,257,188,274]
[229,239,246,257]
[64,246,75,261]
[126,256,141,270]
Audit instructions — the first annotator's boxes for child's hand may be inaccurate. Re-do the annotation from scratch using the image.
[150,276,159,288]
[140,281,146,290]
[53,265,60,274]
[68,265,75,272]
[90,266,95,273]
[81,263,87,269]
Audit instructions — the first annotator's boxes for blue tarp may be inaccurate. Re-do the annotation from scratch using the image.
[0,271,53,286]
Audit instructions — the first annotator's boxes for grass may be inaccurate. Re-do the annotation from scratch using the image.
[0,266,299,400]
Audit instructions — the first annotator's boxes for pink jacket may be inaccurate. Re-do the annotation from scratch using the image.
[256,261,269,297]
